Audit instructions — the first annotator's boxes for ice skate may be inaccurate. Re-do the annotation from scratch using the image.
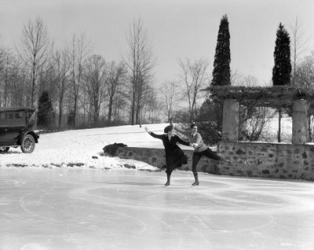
[165,172,171,186]
[192,172,199,186]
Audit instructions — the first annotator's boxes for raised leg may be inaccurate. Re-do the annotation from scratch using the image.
[203,148,222,161]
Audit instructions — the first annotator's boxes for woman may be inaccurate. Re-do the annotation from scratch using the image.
[145,125,190,186]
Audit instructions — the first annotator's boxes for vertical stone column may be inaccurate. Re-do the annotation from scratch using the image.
[222,99,239,142]
[292,99,309,144]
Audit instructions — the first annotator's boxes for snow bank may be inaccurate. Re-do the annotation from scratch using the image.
[0,119,295,170]
[0,123,169,171]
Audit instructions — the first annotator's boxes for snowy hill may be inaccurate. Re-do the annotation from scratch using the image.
[0,124,170,169]
[0,118,295,169]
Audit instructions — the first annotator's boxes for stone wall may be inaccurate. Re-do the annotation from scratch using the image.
[112,142,314,181]
[115,147,219,174]
[218,142,314,180]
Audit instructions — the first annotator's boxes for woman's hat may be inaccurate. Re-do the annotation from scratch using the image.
[164,125,173,133]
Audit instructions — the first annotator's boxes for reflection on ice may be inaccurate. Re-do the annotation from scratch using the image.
[1,168,314,250]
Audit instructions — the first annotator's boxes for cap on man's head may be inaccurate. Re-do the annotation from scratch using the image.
[190,123,197,129]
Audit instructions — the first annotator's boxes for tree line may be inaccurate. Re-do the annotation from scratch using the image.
[1,15,313,140]
[198,15,314,143]
[0,18,161,129]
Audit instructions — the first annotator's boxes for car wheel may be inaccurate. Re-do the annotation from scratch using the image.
[21,134,35,153]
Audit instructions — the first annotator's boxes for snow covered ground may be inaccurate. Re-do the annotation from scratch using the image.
[0,117,295,169]
[0,123,172,170]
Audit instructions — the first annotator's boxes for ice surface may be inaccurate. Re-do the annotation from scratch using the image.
[1,168,314,250]
[1,123,314,249]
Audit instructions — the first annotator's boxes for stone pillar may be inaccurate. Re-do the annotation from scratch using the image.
[222,99,239,142]
[292,99,309,144]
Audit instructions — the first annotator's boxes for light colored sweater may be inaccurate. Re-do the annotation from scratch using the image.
[189,132,208,152]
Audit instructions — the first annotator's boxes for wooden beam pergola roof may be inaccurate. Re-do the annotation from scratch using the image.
[206,86,314,108]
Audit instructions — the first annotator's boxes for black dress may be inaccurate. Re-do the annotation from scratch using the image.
[149,132,190,174]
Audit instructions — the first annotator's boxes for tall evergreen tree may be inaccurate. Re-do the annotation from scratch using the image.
[37,91,54,128]
[211,15,231,86]
[201,15,231,142]
[272,23,291,85]
[272,23,291,142]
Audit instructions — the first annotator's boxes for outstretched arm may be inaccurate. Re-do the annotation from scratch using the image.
[175,135,191,146]
[145,127,163,139]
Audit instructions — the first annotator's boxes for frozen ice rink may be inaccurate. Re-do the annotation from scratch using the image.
[1,168,314,250]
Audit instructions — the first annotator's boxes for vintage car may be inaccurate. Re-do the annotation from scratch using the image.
[0,107,39,153]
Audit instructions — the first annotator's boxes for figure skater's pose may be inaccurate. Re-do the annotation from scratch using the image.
[145,125,190,186]
[189,123,222,186]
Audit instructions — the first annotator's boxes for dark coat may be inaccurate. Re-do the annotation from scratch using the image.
[149,132,190,173]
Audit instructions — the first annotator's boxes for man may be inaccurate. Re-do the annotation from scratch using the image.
[189,123,222,186]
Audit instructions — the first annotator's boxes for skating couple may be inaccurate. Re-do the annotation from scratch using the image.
[145,123,223,186]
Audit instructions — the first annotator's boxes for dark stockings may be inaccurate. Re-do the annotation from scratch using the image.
[191,148,221,185]
[165,170,172,186]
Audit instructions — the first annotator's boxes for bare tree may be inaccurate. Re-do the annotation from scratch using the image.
[295,52,314,140]
[0,50,11,107]
[125,18,154,125]
[294,52,314,87]
[142,86,162,123]
[0,50,29,108]
[290,18,310,85]
[242,75,259,87]
[237,75,275,141]
[69,34,89,127]
[19,17,49,107]
[84,55,106,124]
[106,61,127,123]
[112,80,129,122]
[179,58,208,122]
[230,70,242,86]
[231,71,260,87]
[53,49,71,128]
[160,81,179,123]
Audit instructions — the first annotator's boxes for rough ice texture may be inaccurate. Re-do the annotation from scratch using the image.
[218,141,314,181]
[114,147,219,174]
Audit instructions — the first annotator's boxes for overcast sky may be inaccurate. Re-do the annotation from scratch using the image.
[0,0,314,86]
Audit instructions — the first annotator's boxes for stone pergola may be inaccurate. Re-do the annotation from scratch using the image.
[208,86,314,144]
[105,85,314,181]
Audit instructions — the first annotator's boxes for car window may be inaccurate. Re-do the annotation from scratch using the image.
[7,112,14,120]
[15,112,23,119]
[0,112,5,125]
[0,112,10,126]
[0,111,25,126]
